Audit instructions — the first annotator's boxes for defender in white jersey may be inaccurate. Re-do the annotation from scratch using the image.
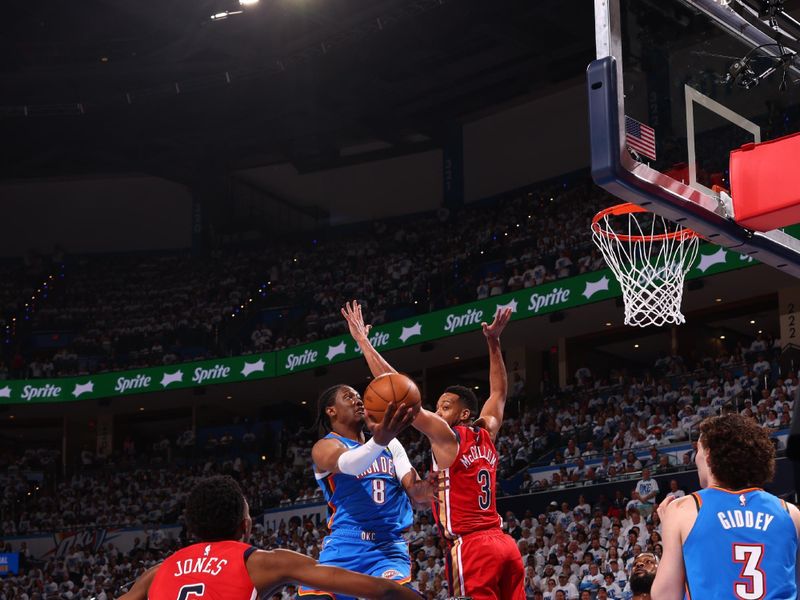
[652,414,800,600]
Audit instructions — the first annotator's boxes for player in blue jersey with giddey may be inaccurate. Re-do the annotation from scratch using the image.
[652,413,800,600]
[298,384,439,599]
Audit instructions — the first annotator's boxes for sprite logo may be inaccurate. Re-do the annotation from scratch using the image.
[192,364,231,384]
[22,384,61,401]
[285,349,319,371]
[115,374,152,393]
[527,287,571,313]
[444,308,484,333]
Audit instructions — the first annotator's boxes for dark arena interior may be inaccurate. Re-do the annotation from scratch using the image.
[2,0,800,599]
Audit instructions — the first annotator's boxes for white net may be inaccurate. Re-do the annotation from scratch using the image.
[592,207,700,327]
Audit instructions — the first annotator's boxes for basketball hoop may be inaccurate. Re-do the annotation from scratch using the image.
[592,203,701,327]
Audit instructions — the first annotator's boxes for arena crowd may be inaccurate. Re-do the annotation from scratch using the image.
[0,336,792,599]
[0,177,609,378]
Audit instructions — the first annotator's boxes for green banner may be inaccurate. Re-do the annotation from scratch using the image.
[0,236,777,404]
[0,354,276,404]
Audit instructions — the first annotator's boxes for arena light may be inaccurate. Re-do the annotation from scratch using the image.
[605,322,612,326]
[634,343,640,348]
[239,0,259,5]
[750,319,756,324]
[720,335,726,340]
[210,10,243,20]
[715,297,723,302]
[454,356,460,360]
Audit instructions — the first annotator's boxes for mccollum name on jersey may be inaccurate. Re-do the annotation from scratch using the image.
[458,444,497,469]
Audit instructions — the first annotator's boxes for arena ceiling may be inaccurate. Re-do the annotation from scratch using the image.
[1,0,595,179]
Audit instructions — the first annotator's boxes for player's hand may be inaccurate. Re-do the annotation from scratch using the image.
[408,470,448,507]
[481,307,512,340]
[341,300,372,343]
[428,470,449,503]
[365,401,415,446]
[656,493,677,523]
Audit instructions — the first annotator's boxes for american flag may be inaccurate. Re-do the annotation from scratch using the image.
[625,115,656,161]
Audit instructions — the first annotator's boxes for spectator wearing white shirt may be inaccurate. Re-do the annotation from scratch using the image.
[600,573,623,599]
[585,537,608,563]
[579,563,604,595]
[421,536,439,558]
[542,578,558,600]
[749,335,767,354]
[555,573,580,599]
[666,479,685,499]
[563,439,581,460]
[555,253,573,278]
[679,405,700,432]
[634,468,659,517]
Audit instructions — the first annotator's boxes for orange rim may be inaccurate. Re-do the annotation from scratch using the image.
[592,202,700,243]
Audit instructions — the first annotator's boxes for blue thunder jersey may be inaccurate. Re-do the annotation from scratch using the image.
[314,433,413,538]
[683,487,797,600]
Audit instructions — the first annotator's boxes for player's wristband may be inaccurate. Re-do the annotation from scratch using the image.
[336,438,387,475]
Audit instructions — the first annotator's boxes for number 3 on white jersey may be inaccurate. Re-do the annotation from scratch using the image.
[733,544,766,600]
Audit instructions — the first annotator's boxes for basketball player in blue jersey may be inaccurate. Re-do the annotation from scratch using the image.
[652,413,800,600]
[298,384,438,599]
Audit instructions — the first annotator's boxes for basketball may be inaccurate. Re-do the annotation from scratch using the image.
[362,372,421,421]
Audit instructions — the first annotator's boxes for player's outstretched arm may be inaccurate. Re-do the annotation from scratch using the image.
[412,408,458,469]
[651,495,691,600]
[342,300,397,377]
[313,402,416,475]
[116,564,160,600]
[343,300,458,467]
[474,307,512,442]
[248,548,420,600]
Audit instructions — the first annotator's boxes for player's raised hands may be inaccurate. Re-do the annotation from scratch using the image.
[481,306,512,340]
[364,401,416,446]
[341,300,372,343]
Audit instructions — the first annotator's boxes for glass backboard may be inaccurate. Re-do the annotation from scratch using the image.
[589,0,800,276]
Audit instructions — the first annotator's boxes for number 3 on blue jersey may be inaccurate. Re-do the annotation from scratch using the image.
[733,544,766,600]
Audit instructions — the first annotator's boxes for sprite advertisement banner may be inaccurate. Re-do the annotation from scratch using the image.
[0,354,276,405]
[0,240,761,404]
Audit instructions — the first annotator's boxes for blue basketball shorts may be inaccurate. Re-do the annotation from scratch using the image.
[298,533,412,600]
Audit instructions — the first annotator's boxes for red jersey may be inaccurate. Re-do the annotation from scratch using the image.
[149,540,257,600]
[432,424,502,540]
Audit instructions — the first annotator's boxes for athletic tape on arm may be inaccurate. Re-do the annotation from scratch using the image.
[336,438,387,476]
